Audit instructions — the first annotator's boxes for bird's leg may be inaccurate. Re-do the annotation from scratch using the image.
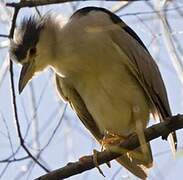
[100,131,134,164]
[90,131,124,176]
[101,130,148,163]
[132,105,150,163]
[84,132,128,176]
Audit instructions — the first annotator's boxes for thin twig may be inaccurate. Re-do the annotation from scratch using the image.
[6,0,150,8]
[0,156,29,163]
[8,6,49,173]
[0,34,9,38]
[0,112,15,159]
[119,4,183,17]
[35,7,42,17]
[145,2,183,85]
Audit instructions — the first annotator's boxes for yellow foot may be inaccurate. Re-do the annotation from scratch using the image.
[101,132,128,150]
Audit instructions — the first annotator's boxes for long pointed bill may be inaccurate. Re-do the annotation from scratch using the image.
[19,61,35,94]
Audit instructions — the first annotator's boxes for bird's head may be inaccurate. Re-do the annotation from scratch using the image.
[10,15,55,93]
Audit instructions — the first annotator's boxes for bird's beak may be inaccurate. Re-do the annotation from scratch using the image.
[19,60,35,94]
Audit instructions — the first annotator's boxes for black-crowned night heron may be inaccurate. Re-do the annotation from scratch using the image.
[10,7,177,179]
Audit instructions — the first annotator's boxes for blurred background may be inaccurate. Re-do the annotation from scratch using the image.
[0,0,183,179]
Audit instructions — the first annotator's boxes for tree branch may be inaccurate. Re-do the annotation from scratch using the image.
[35,114,182,180]
[6,0,150,8]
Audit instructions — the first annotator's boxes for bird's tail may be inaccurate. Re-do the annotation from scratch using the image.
[152,109,177,156]
[116,143,153,180]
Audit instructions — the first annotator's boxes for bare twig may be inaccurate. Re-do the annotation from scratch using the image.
[6,0,150,8]
[35,114,183,180]
[0,34,9,38]
[0,162,10,178]
[0,112,15,158]
[35,7,42,17]
[119,4,183,17]
[8,6,49,173]
[160,11,183,84]
[0,156,29,163]
[111,1,132,13]
[146,2,183,84]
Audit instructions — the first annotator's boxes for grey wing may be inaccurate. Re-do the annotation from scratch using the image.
[109,21,177,150]
[55,74,103,141]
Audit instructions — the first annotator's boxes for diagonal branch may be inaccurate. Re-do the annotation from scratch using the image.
[35,114,183,180]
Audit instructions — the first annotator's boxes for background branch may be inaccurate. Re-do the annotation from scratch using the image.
[6,0,150,8]
[36,114,183,180]
[0,34,9,38]
[8,5,50,173]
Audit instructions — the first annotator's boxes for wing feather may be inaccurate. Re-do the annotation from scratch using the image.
[55,75,102,141]
[55,74,151,179]
[109,21,177,152]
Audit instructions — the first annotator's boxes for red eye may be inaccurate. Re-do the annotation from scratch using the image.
[29,48,36,56]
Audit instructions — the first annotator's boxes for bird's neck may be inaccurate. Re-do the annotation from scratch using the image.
[36,15,66,67]
[37,16,82,78]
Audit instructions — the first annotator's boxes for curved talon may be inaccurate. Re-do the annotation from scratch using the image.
[93,149,105,177]
[106,161,111,168]
[127,152,133,162]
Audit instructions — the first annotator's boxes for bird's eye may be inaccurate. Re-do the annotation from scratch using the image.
[29,47,37,56]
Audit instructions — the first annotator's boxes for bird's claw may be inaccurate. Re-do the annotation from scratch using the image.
[93,149,105,177]
[106,161,111,168]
